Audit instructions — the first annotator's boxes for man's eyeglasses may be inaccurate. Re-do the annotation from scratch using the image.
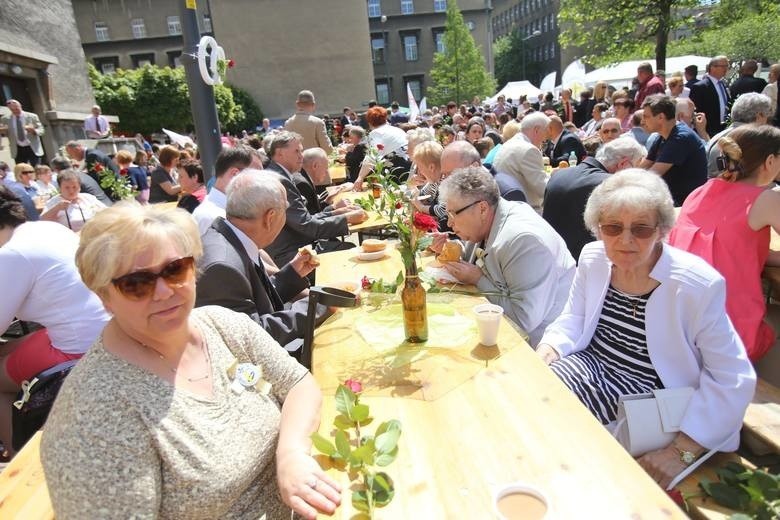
[598,223,657,239]
[111,256,195,301]
[446,200,483,220]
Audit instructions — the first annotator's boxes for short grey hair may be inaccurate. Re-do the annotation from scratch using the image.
[439,166,500,208]
[443,141,481,168]
[675,97,695,118]
[520,111,551,133]
[595,137,646,171]
[583,168,676,239]
[407,128,435,148]
[302,147,327,170]
[296,90,315,104]
[226,169,286,219]
[268,131,302,159]
[731,93,773,123]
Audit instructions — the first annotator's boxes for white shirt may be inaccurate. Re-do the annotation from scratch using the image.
[44,193,105,233]
[367,124,409,159]
[224,220,261,267]
[0,221,109,354]
[192,188,227,236]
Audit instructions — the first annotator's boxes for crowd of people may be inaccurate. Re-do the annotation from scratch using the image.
[0,55,779,517]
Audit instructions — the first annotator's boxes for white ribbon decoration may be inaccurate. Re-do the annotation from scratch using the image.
[13,377,39,410]
[196,36,226,86]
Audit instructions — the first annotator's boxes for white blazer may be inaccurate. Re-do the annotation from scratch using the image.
[540,241,756,450]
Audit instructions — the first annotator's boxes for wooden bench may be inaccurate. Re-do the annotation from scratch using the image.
[743,378,780,456]
[677,452,755,520]
[0,432,53,519]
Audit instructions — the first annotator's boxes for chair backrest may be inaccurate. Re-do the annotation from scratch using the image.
[300,286,357,371]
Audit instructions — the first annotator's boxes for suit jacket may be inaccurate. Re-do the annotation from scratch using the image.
[486,164,527,203]
[690,77,729,136]
[729,75,767,98]
[473,199,575,345]
[492,133,547,212]
[294,169,330,216]
[196,217,311,348]
[284,112,334,154]
[265,161,349,266]
[77,171,113,206]
[548,130,586,166]
[542,157,610,261]
[1,111,44,157]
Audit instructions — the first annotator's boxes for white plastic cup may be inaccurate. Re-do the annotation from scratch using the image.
[493,482,549,520]
[473,303,504,346]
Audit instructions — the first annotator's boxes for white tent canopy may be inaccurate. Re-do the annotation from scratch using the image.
[583,55,713,88]
[486,81,543,105]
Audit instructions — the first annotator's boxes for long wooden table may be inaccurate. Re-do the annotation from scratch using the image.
[333,190,391,235]
[313,247,684,518]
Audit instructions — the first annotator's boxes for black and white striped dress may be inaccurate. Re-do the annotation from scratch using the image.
[550,285,664,424]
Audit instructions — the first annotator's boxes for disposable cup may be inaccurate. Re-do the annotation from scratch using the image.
[473,303,503,346]
[493,482,548,520]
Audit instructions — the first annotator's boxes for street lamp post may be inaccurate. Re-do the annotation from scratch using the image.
[521,30,542,81]
[380,15,391,105]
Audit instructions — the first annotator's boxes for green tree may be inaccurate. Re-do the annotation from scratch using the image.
[558,0,699,70]
[223,84,264,135]
[88,64,257,136]
[427,1,496,106]
[493,30,543,87]
[667,1,780,63]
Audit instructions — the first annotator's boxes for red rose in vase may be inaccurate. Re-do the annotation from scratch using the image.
[412,212,438,233]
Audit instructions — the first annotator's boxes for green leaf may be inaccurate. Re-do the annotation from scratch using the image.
[352,403,370,423]
[371,472,395,507]
[333,414,354,430]
[351,443,376,466]
[375,446,398,467]
[352,490,370,512]
[334,385,355,418]
[708,482,751,511]
[335,429,351,460]
[748,470,780,498]
[375,428,401,455]
[395,271,404,286]
[699,477,713,496]
[310,432,336,456]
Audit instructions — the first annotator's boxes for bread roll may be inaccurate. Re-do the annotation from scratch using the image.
[297,246,320,266]
[437,241,463,263]
[362,239,387,253]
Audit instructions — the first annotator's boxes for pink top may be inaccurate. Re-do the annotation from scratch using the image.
[669,178,773,360]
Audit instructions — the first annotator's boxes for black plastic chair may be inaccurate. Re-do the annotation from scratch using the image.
[301,286,357,372]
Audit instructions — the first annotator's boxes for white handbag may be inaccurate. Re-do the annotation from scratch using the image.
[613,387,725,490]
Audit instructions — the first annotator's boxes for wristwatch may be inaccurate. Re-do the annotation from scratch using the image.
[673,444,697,466]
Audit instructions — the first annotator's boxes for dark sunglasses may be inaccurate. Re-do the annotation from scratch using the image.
[111,256,195,300]
[599,223,657,239]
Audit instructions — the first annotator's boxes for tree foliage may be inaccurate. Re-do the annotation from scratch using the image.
[493,30,543,87]
[667,1,780,62]
[558,0,699,70]
[223,84,264,135]
[427,1,496,106]
[88,64,262,136]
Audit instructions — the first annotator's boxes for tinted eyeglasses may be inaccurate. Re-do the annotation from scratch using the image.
[111,256,195,300]
[599,223,657,239]
[446,200,483,220]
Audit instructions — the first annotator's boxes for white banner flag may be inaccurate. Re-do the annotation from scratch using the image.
[407,83,420,123]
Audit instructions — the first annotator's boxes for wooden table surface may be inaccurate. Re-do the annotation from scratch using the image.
[333,190,391,234]
[0,432,53,520]
[330,164,347,184]
[312,248,684,519]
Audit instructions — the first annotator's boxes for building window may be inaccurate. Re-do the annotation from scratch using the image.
[94,56,119,74]
[368,0,382,18]
[371,35,386,63]
[542,16,548,32]
[131,18,146,39]
[202,15,212,33]
[167,51,183,68]
[131,53,155,68]
[406,79,422,102]
[434,30,445,53]
[376,81,390,105]
[94,22,110,41]
[167,15,182,35]
[403,34,418,61]
[434,0,447,12]
[400,0,414,15]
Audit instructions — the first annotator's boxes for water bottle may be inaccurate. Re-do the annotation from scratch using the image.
[568,151,578,166]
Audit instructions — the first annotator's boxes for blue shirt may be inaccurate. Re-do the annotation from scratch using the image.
[646,122,707,206]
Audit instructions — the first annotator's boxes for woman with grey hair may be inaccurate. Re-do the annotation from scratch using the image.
[41,203,341,519]
[537,169,755,489]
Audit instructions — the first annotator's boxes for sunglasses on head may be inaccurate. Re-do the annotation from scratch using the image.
[111,256,195,300]
[599,223,657,239]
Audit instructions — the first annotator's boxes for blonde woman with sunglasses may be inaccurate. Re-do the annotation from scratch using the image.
[41,203,341,520]
[536,169,755,490]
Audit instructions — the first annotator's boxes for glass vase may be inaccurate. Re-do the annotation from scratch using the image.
[401,261,428,343]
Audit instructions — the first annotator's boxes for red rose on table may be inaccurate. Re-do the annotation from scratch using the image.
[361,276,372,290]
[412,212,438,232]
[344,379,363,393]
[227,59,235,69]
[376,144,384,151]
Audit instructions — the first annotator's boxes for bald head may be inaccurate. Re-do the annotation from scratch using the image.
[598,118,622,144]
[441,141,480,177]
[302,147,330,185]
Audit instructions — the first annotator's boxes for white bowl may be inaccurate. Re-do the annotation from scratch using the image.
[493,482,549,520]
[357,250,387,261]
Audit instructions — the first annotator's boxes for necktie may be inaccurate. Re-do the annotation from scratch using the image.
[716,80,728,121]
[16,116,25,143]
[94,116,101,134]
[565,102,572,122]
[255,258,284,311]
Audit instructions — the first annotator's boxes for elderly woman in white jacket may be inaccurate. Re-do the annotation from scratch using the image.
[536,169,755,489]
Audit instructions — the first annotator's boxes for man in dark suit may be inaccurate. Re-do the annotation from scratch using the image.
[729,59,767,98]
[64,141,121,199]
[684,65,698,90]
[298,147,358,216]
[265,131,367,266]
[546,116,586,165]
[689,56,731,137]
[196,171,326,350]
[543,137,646,261]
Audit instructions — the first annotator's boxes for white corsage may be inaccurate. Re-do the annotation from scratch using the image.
[227,361,272,396]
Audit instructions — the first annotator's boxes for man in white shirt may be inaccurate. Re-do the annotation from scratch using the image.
[83,105,110,139]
